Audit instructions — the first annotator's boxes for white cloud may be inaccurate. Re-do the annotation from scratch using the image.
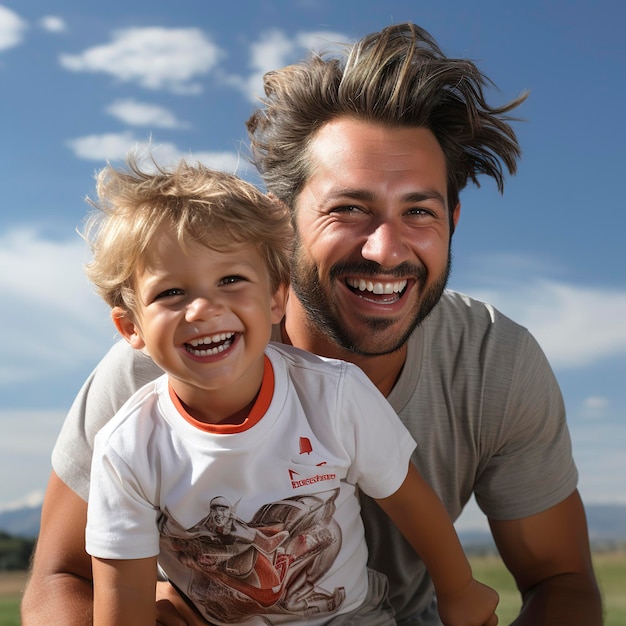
[0,409,67,509]
[571,418,626,503]
[0,5,27,51]
[106,99,190,129]
[0,228,114,383]
[452,256,626,369]
[59,27,223,93]
[66,132,248,176]
[66,131,140,161]
[40,15,66,33]
[489,280,626,368]
[579,396,610,420]
[295,30,349,53]
[225,28,349,103]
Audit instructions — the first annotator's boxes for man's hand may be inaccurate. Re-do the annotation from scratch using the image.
[156,581,209,626]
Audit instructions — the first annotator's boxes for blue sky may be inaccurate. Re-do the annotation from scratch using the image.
[0,1,624,530]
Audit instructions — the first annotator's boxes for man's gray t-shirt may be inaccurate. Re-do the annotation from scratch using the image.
[52,290,577,623]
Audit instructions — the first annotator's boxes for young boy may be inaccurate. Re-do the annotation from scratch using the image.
[83,157,498,626]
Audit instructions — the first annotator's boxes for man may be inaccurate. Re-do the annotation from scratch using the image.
[22,22,601,625]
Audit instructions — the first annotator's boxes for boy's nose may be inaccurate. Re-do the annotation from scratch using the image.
[185,296,223,321]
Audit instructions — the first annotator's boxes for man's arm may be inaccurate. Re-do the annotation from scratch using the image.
[22,471,209,626]
[21,471,94,624]
[489,489,602,625]
[377,463,499,626]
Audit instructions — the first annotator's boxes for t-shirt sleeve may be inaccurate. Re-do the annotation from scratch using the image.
[52,340,163,501]
[474,330,578,519]
[340,364,417,500]
[86,427,161,560]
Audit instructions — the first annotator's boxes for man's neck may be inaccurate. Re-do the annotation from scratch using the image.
[282,297,407,397]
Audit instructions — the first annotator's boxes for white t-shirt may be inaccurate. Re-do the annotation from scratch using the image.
[56,290,578,624]
[86,343,415,625]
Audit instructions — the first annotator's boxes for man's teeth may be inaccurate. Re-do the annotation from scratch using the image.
[187,332,234,355]
[346,278,407,294]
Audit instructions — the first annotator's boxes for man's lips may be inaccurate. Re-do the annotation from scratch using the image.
[184,332,236,356]
[345,277,408,295]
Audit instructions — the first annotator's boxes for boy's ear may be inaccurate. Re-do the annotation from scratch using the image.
[270,283,288,325]
[111,307,145,350]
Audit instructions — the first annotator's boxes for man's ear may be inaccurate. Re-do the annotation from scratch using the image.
[111,307,145,350]
[451,202,461,235]
[270,284,288,325]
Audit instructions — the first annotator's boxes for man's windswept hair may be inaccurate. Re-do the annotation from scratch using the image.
[246,22,527,211]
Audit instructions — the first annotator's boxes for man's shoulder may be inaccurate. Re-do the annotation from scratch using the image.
[267,341,346,372]
[93,340,163,385]
[266,341,368,387]
[427,289,527,336]
[412,290,533,366]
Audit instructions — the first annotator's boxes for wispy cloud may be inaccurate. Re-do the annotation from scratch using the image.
[0,228,113,386]
[0,409,67,508]
[65,132,248,176]
[66,131,140,161]
[452,255,626,369]
[59,27,223,93]
[224,28,349,103]
[0,5,27,51]
[39,15,66,33]
[581,396,610,419]
[571,418,626,503]
[106,98,190,129]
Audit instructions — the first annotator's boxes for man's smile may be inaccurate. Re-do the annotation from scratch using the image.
[345,277,408,295]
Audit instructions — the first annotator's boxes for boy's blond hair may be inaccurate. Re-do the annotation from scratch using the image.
[83,156,293,313]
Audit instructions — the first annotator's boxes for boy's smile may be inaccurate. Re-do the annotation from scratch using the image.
[185,332,236,357]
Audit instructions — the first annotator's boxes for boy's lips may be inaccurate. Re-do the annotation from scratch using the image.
[184,332,236,356]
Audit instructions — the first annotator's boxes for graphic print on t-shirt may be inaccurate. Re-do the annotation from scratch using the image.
[159,488,345,623]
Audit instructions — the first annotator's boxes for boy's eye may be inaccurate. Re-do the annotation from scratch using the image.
[220,275,245,286]
[155,288,184,300]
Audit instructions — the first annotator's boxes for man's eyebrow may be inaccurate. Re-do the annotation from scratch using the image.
[402,190,447,206]
[327,188,446,206]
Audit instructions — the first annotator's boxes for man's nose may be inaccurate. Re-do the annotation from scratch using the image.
[360,221,411,267]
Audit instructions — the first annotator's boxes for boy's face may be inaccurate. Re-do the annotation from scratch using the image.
[114,230,285,421]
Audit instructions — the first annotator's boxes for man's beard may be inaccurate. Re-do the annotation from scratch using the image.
[290,236,451,356]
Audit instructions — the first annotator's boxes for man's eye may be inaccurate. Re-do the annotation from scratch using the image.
[331,205,362,214]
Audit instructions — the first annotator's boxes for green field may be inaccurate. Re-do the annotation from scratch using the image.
[3,552,625,624]
[469,550,626,625]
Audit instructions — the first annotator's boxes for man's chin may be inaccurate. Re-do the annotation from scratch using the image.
[330,320,412,356]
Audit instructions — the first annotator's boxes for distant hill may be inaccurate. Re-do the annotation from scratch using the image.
[0,505,42,539]
[1,501,626,546]
[459,503,626,551]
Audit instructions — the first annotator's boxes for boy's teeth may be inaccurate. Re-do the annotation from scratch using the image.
[189,332,234,347]
[346,278,407,294]
[186,332,235,356]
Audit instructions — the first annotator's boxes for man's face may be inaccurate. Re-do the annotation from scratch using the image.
[291,117,459,356]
